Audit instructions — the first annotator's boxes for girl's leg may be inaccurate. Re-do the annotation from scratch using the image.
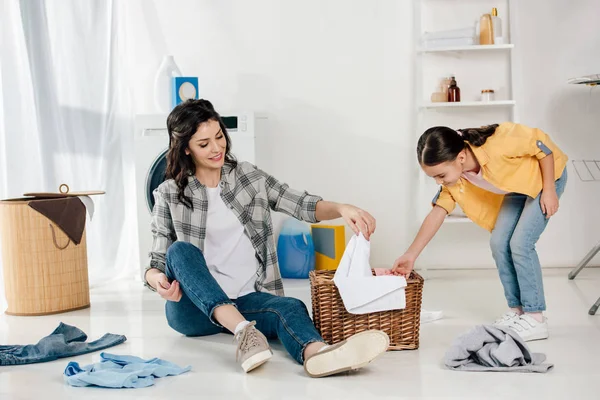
[503,170,568,340]
[510,170,568,315]
[490,193,527,313]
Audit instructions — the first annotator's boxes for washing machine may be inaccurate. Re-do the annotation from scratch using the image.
[134,112,257,274]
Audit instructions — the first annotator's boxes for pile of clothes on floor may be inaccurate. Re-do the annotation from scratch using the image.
[0,322,191,388]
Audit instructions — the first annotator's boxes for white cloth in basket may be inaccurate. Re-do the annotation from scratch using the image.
[333,233,407,314]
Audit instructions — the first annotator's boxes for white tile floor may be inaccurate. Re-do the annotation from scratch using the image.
[1,268,599,399]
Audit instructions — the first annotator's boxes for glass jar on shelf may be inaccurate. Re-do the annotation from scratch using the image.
[481,89,495,102]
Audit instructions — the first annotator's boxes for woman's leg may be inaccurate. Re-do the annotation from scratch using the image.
[490,193,527,314]
[165,290,223,336]
[235,292,389,377]
[165,241,246,332]
[235,292,324,364]
[165,241,272,372]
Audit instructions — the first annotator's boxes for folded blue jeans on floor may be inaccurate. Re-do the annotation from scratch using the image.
[64,352,192,388]
[0,323,126,366]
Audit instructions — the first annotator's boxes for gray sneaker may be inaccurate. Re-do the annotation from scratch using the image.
[234,321,272,372]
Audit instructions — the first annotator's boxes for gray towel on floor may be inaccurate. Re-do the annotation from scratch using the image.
[444,324,553,373]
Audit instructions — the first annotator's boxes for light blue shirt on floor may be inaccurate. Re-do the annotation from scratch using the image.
[64,352,191,388]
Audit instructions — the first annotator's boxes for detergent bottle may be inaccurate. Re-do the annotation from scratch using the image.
[277,218,315,279]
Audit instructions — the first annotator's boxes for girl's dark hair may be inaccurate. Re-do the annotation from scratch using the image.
[166,99,237,208]
[416,124,499,166]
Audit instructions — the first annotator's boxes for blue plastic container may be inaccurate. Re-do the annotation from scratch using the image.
[277,219,315,279]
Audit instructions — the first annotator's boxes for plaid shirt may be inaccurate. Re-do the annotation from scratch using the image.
[145,161,322,296]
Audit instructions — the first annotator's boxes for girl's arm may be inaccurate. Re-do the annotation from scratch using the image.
[539,155,559,218]
[392,205,447,276]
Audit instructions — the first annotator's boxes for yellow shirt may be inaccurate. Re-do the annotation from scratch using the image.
[433,122,568,232]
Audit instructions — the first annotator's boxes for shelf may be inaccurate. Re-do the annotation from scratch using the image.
[418,44,514,54]
[421,100,516,109]
[444,215,472,224]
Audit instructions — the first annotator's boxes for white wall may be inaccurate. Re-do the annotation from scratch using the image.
[126,0,600,269]
[126,0,414,268]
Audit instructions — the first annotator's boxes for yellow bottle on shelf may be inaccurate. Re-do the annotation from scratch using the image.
[479,13,494,45]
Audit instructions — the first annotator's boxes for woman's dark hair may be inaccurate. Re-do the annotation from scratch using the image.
[166,99,237,208]
[416,124,499,166]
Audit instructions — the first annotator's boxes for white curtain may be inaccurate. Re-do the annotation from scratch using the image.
[0,0,138,312]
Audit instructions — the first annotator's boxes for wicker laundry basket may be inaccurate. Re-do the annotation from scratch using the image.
[0,198,90,315]
[309,270,424,350]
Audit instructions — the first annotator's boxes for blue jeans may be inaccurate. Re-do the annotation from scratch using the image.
[164,241,324,364]
[490,169,568,312]
[64,352,191,388]
[0,323,126,366]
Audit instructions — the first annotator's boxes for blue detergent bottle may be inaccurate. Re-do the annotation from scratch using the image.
[277,218,315,279]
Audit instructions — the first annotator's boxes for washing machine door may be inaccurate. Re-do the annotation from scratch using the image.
[146,149,168,212]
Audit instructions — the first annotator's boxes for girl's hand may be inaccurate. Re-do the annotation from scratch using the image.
[155,273,182,302]
[540,189,559,219]
[391,253,416,277]
[374,268,394,276]
[338,204,376,240]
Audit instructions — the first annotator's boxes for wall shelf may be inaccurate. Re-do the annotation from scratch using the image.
[418,44,514,54]
[421,100,516,109]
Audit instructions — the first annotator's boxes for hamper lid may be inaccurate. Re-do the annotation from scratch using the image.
[23,183,105,198]
[3,184,106,245]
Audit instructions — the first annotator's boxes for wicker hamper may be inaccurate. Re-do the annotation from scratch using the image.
[0,198,90,315]
[309,270,424,350]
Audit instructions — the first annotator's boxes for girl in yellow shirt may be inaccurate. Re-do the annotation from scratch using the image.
[393,122,568,342]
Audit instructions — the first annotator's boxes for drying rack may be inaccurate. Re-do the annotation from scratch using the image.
[566,76,599,315]
[568,160,600,315]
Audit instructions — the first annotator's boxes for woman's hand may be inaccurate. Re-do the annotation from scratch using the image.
[155,273,182,302]
[540,189,559,219]
[337,204,376,240]
[391,253,416,277]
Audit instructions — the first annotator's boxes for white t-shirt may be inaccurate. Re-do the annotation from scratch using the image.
[461,169,508,195]
[203,186,258,299]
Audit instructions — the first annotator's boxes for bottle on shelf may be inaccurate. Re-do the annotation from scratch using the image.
[491,8,503,45]
[431,76,453,103]
[479,13,494,45]
[441,76,452,96]
[448,76,461,102]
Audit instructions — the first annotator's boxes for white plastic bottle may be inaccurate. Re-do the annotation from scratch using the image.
[491,8,503,45]
[154,55,182,113]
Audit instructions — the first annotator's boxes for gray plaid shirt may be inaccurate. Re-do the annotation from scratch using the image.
[145,161,322,296]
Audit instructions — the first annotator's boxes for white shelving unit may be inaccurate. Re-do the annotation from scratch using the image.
[412,0,518,226]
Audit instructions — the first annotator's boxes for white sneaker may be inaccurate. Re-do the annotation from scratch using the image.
[505,314,549,342]
[493,311,520,326]
[303,330,389,378]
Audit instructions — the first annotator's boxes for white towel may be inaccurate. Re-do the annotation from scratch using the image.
[423,37,475,48]
[423,27,475,41]
[77,196,95,220]
[333,234,406,314]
